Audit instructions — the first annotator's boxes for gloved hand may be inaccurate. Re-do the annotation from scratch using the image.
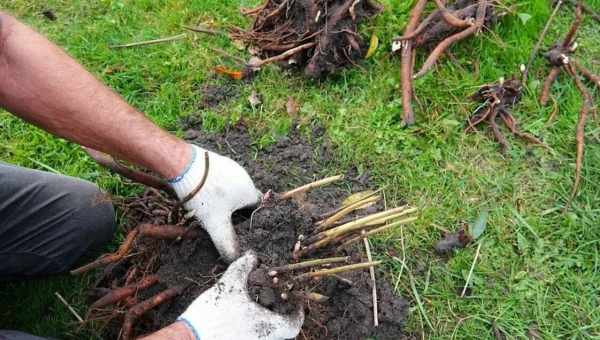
[178,251,305,340]
[169,144,262,262]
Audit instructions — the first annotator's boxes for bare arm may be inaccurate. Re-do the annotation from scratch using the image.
[140,322,195,340]
[0,12,189,179]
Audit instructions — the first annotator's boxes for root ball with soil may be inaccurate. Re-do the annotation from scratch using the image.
[395,0,499,126]
[232,0,384,78]
[76,124,411,339]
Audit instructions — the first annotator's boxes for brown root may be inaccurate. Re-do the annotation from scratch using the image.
[400,0,428,126]
[71,224,199,275]
[467,78,546,152]
[89,275,159,311]
[138,224,201,240]
[572,60,600,89]
[565,64,592,205]
[433,0,473,28]
[121,285,186,340]
[540,67,561,106]
[413,0,488,79]
[561,1,583,48]
[70,228,140,275]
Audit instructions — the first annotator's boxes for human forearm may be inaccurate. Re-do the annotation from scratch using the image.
[0,12,189,178]
[140,322,195,340]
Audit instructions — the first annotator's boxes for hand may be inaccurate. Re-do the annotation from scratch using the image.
[178,251,305,340]
[170,145,262,262]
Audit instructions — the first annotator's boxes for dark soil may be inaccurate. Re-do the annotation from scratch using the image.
[198,80,240,109]
[232,0,383,78]
[90,120,408,339]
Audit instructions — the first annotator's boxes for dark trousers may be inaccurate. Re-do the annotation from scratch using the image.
[0,161,116,338]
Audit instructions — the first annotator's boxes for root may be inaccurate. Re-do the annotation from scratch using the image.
[121,285,186,340]
[499,110,547,147]
[522,0,563,83]
[413,0,487,79]
[70,228,140,275]
[394,10,440,42]
[83,147,175,197]
[540,67,561,106]
[565,64,592,205]
[488,107,509,153]
[89,275,159,311]
[561,1,582,48]
[467,78,546,152]
[572,60,600,89]
[400,0,427,126]
[71,225,199,275]
[433,0,473,28]
[138,224,201,240]
[562,0,600,23]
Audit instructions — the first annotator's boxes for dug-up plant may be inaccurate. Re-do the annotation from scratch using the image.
[71,149,416,339]
[394,0,500,126]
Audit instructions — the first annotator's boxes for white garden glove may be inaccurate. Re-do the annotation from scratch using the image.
[169,144,262,262]
[178,251,305,340]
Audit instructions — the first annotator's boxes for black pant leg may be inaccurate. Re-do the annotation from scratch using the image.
[0,162,116,279]
[0,330,49,340]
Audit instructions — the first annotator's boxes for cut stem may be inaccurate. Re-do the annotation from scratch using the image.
[109,33,186,49]
[293,261,382,281]
[182,25,225,36]
[461,242,482,297]
[55,292,84,323]
[269,256,350,274]
[248,42,317,68]
[293,291,330,303]
[363,236,379,327]
[337,217,418,250]
[315,195,380,230]
[281,174,344,199]
[299,206,416,257]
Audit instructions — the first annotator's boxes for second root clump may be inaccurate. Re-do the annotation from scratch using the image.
[233,0,383,78]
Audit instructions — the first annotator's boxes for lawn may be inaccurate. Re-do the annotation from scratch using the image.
[1,0,599,339]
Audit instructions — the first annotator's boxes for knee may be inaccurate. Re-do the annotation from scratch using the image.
[71,181,116,249]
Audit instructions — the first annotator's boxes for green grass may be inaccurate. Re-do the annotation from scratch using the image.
[1,0,599,338]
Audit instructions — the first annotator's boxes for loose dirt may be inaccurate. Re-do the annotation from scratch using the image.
[90,121,408,339]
